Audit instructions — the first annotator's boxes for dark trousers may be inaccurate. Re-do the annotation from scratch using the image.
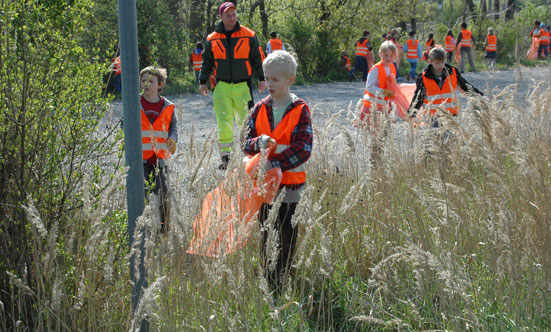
[350,56,368,81]
[446,51,453,63]
[114,74,122,93]
[143,164,169,232]
[259,202,298,292]
[538,44,549,58]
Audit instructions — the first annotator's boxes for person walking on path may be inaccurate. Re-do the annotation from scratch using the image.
[190,42,204,85]
[403,30,422,82]
[266,31,286,55]
[444,29,456,63]
[349,30,373,81]
[109,53,122,94]
[422,32,435,60]
[484,28,498,69]
[534,23,550,59]
[456,22,477,73]
[199,2,266,170]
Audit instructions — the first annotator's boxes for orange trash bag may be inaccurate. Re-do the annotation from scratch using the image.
[525,37,539,60]
[387,75,416,120]
[454,44,461,65]
[187,145,282,257]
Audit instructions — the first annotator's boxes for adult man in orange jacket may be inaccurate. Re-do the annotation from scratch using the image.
[456,22,477,73]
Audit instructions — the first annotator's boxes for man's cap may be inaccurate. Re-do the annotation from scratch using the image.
[219,2,236,16]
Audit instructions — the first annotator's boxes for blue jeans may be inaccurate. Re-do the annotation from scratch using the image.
[538,45,549,58]
[393,62,400,78]
[350,56,368,81]
[114,74,122,93]
[407,60,418,78]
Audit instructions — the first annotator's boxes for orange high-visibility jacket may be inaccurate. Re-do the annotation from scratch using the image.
[141,99,175,160]
[485,35,497,51]
[268,38,283,51]
[406,39,420,59]
[539,30,550,45]
[355,39,369,57]
[191,51,203,71]
[422,67,459,115]
[459,29,472,47]
[113,56,121,75]
[426,39,434,52]
[363,61,396,109]
[344,55,351,70]
[254,103,309,186]
[445,36,455,51]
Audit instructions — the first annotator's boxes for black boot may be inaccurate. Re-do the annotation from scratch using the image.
[218,155,230,170]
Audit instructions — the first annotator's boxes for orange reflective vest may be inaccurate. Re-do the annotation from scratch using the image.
[445,36,455,51]
[363,61,396,109]
[344,55,351,70]
[485,35,497,51]
[207,24,257,78]
[539,30,550,45]
[459,29,472,47]
[113,56,121,75]
[356,39,369,57]
[406,39,420,59]
[422,68,458,115]
[269,38,283,51]
[254,103,309,186]
[191,51,202,71]
[141,99,175,160]
[426,39,434,52]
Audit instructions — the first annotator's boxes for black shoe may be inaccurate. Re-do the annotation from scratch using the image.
[218,155,230,170]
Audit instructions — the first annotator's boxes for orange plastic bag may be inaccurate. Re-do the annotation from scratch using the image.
[454,44,461,65]
[187,146,282,257]
[387,75,416,120]
[525,37,539,60]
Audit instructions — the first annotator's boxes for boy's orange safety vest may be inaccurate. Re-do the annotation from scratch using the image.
[141,99,175,160]
[113,56,121,75]
[268,38,283,51]
[363,61,396,109]
[355,39,369,57]
[539,30,550,45]
[406,39,420,59]
[445,36,455,51]
[254,103,309,186]
[344,55,351,70]
[485,35,497,51]
[459,29,472,47]
[422,68,458,115]
[191,51,203,71]
[426,39,434,52]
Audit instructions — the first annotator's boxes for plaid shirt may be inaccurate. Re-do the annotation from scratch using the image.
[244,95,313,189]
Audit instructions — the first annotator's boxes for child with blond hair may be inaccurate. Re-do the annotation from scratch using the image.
[243,50,312,293]
[359,41,398,126]
[139,66,178,233]
[484,28,498,69]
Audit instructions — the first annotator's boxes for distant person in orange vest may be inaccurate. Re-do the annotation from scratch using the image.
[340,50,352,75]
[244,50,312,293]
[422,32,435,60]
[266,31,285,55]
[189,42,204,85]
[534,23,549,59]
[349,30,373,81]
[444,29,456,63]
[403,30,422,82]
[456,22,476,73]
[109,53,122,93]
[139,66,178,233]
[408,47,483,128]
[484,27,498,69]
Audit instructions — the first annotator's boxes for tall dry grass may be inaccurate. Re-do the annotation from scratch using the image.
[5,82,551,331]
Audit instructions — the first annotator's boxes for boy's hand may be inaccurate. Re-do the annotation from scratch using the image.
[168,138,176,154]
[382,89,394,98]
[258,80,266,93]
[199,84,208,96]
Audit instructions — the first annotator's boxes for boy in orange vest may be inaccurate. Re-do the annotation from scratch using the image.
[189,42,204,85]
[266,31,286,55]
[456,22,477,73]
[243,50,313,293]
[402,30,422,82]
[484,27,497,69]
[407,47,483,128]
[140,66,178,233]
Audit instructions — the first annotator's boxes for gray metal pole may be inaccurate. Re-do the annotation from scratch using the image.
[117,1,148,331]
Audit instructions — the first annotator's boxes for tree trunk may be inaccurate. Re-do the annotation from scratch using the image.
[410,18,416,32]
[190,0,205,43]
[494,0,500,21]
[465,0,476,16]
[481,0,487,16]
[505,0,515,20]
[258,0,268,39]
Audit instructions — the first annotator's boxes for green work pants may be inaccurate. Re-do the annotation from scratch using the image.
[212,81,252,156]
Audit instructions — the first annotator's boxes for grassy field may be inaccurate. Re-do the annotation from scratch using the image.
[7,82,551,331]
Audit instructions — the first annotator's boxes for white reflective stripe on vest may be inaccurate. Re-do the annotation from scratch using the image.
[219,142,233,148]
[460,38,471,46]
[142,130,169,139]
[142,142,168,150]
[275,144,305,173]
[425,92,456,102]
